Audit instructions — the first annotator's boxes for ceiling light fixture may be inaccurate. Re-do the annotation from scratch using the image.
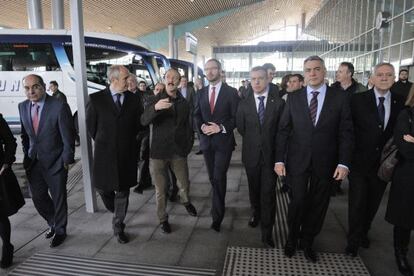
[107,26,112,30]
[205,26,209,29]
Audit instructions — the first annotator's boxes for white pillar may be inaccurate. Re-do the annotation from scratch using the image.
[70,0,97,213]
[168,24,174,58]
[27,0,43,29]
[51,0,65,29]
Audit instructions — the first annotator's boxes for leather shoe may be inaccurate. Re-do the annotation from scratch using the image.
[248,216,259,228]
[195,150,203,155]
[304,247,318,263]
[284,240,296,257]
[184,203,197,217]
[169,193,177,202]
[45,228,55,239]
[50,233,66,248]
[345,244,358,257]
[115,232,129,244]
[0,244,14,269]
[396,253,413,276]
[161,221,171,234]
[133,186,143,194]
[360,236,370,248]
[211,222,221,232]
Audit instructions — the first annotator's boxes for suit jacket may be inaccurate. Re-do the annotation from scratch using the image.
[52,90,68,103]
[194,83,240,152]
[391,80,412,100]
[86,89,143,192]
[275,86,354,178]
[236,90,285,167]
[350,89,404,172]
[141,91,193,159]
[19,95,75,174]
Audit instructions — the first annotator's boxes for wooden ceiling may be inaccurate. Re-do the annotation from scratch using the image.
[0,0,322,60]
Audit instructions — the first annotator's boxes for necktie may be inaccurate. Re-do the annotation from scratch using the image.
[378,96,385,130]
[116,93,122,111]
[309,91,319,126]
[32,103,40,134]
[209,86,216,113]
[258,96,265,125]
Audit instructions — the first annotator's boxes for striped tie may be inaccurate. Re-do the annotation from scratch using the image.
[258,96,265,125]
[309,91,319,126]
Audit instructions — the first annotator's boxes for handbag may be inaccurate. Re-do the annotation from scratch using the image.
[0,168,25,217]
[377,138,398,182]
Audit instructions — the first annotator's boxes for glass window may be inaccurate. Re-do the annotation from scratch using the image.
[0,43,60,72]
[401,41,413,64]
[391,14,404,45]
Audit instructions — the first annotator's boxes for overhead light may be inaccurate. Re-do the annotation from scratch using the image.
[107,26,112,30]
[190,0,194,2]
[205,26,209,29]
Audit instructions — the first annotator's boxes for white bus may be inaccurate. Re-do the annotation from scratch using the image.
[0,29,170,132]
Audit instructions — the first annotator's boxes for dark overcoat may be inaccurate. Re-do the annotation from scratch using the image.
[86,89,143,192]
[0,114,25,216]
[386,107,414,229]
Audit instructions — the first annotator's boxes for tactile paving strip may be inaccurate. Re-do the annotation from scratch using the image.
[222,247,370,276]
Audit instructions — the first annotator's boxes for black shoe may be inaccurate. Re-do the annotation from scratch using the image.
[360,236,370,248]
[133,186,143,194]
[184,203,197,217]
[195,150,203,155]
[45,228,55,239]
[248,216,259,228]
[75,140,80,147]
[0,244,14,269]
[211,222,221,232]
[50,233,66,248]
[304,247,318,263]
[161,221,171,234]
[284,240,296,258]
[115,232,129,244]
[396,252,413,276]
[169,193,177,202]
[345,244,358,257]
[262,238,275,248]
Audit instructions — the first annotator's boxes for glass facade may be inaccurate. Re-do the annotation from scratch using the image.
[213,0,414,88]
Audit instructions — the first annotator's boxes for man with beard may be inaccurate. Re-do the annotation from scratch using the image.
[392,69,412,100]
[141,68,197,233]
[194,59,240,232]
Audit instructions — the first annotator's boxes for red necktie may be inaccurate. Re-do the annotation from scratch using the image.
[32,103,40,134]
[209,86,216,113]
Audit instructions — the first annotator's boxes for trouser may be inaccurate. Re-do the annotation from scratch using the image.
[244,159,277,239]
[137,134,152,189]
[287,171,333,248]
[0,215,11,246]
[97,189,130,234]
[348,170,387,246]
[394,226,411,254]
[150,156,191,223]
[28,162,68,235]
[203,149,233,225]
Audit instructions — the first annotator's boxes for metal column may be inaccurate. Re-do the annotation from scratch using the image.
[51,0,65,29]
[26,0,43,29]
[168,24,174,58]
[70,0,97,212]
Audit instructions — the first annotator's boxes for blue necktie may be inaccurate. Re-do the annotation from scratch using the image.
[115,93,122,111]
[378,96,385,130]
[258,96,265,125]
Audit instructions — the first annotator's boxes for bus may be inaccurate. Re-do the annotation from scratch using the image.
[0,29,170,132]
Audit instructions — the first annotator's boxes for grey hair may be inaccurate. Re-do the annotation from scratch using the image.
[303,55,326,70]
[373,62,395,75]
[107,65,126,83]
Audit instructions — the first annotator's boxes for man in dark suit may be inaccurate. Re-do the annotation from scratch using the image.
[391,69,412,100]
[263,63,282,98]
[19,74,75,247]
[236,66,284,248]
[346,63,405,257]
[86,65,143,244]
[194,59,240,232]
[49,80,68,103]
[275,56,353,262]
